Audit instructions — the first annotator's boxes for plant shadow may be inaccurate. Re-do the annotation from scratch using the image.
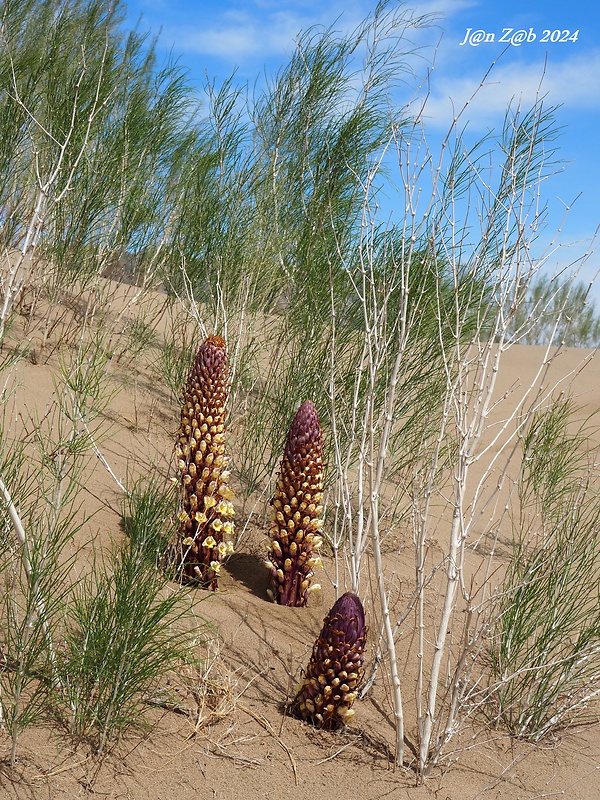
[224,552,270,600]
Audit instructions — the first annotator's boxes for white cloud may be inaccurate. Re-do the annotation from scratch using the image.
[169,9,307,59]
[160,1,371,61]
[422,50,600,130]
[418,0,478,16]
[156,0,470,64]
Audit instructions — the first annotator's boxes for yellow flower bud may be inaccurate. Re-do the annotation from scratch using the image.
[216,500,229,515]
[217,482,234,500]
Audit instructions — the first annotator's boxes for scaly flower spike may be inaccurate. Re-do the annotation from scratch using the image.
[175,335,234,588]
[292,592,366,729]
[266,400,324,606]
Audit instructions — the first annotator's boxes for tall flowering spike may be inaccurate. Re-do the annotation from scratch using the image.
[292,593,366,730]
[266,401,324,607]
[175,335,235,589]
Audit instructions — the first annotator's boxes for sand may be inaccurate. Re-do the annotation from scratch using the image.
[1,284,599,799]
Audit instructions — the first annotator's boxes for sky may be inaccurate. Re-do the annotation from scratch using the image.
[124,0,600,300]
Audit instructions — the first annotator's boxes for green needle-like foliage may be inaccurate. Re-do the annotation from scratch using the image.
[507,274,600,347]
[122,476,176,569]
[56,540,197,754]
[0,0,199,343]
[491,400,600,738]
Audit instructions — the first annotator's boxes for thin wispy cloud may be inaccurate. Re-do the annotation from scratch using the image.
[153,0,449,64]
[419,0,477,16]
[423,50,600,130]
[157,1,371,61]
[167,9,308,59]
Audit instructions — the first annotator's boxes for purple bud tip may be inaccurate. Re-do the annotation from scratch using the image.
[198,336,226,365]
[295,400,319,426]
[285,401,322,461]
[326,593,366,644]
[194,336,228,385]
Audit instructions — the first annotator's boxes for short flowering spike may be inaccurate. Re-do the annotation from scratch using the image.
[292,593,366,730]
[267,401,324,606]
[174,336,234,588]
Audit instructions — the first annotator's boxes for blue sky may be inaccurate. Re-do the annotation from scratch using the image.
[124,0,600,299]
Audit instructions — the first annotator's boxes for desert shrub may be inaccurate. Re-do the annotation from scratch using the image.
[54,542,198,753]
[122,475,176,569]
[0,0,199,343]
[490,400,600,738]
[0,394,88,766]
[507,274,600,347]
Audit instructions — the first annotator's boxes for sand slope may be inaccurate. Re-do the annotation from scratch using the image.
[1,290,599,799]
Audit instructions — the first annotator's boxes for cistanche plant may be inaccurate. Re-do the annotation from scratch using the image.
[266,400,324,606]
[174,335,235,588]
[292,592,366,729]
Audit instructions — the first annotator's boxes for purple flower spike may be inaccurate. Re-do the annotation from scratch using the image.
[266,401,324,606]
[293,593,366,729]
